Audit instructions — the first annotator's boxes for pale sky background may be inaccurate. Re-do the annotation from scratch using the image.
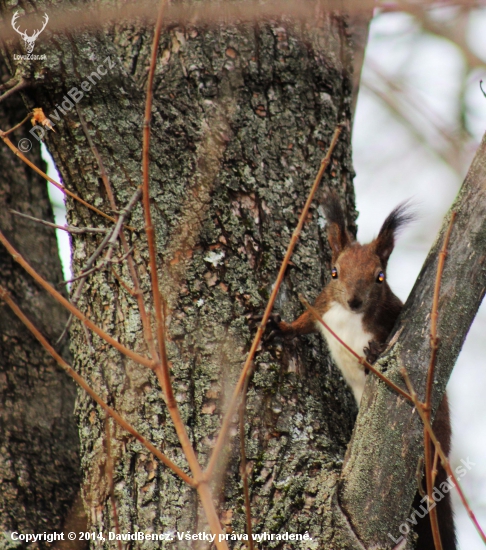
[43,6,486,548]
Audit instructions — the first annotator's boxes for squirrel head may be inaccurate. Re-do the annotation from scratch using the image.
[323,195,414,314]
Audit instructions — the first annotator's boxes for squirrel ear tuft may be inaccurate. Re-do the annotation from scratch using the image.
[374,201,415,266]
[323,194,352,260]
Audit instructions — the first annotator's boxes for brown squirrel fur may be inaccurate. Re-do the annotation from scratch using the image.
[274,195,456,549]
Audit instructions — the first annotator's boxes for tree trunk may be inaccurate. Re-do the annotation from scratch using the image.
[1,1,363,546]
[0,58,81,544]
[11,2,477,549]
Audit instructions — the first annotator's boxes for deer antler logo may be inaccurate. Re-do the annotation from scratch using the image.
[11,11,49,54]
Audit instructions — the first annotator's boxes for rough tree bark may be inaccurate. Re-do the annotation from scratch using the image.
[1,1,361,547]
[0,59,81,544]
[2,2,480,550]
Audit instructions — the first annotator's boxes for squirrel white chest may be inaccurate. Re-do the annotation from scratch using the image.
[319,302,373,405]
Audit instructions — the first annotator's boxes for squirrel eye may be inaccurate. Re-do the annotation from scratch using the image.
[331,267,338,279]
[376,271,385,284]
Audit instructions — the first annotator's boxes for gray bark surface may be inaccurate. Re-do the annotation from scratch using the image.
[1,2,363,547]
[0,59,81,545]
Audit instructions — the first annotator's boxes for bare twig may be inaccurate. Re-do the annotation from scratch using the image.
[76,106,118,209]
[110,267,137,297]
[239,371,254,550]
[56,226,118,343]
[140,2,228,546]
[61,186,142,288]
[10,210,108,234]
[205,123,343,481]
[0,286,194,487]
[0,129,119,225]
[142,0,174,402]
[105,418,123,550]
[2,113,31,136]
[0,77,29,104]
[101,189,141,263]
[402,369,486,545]
[299,296,412,402]
[56,188,141,344]
[425,213,456,405]
[77,110,157,359]
[76,103,164,382]
[422,213,455,550]
[0,230,154,369]
[79,103,230,542]
[0,0,481,46]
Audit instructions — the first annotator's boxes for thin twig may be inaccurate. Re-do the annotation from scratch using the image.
[299,296,412,402]
[76,108,158,375]
[140,4,228,547]
[0,129,119,225]
[101,189,142,263]
[205,123,343,481]
[425,213,456,406]
[239,371,254,550]
[3,113,31,136]
[76,106,118,209]
[3,0,477,45]
[56,188,141,344]
[79,100,219,539]
[111,267,137,297]
[79,104,225,541]
[11,210,108,234]
[401,369,486,545]
[0,286,195,487]
[56,225,119,343]
[0,77,29,104]
[105,418,123,550]
[108,247,134,264]
[61,187,142,287]
[0,230,154,369]
[142,0,174,400]
[423,213,455,550]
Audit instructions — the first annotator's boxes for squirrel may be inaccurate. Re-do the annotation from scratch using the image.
[268,194,456,550]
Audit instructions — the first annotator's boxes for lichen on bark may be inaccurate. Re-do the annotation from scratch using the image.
[3,2,361,547]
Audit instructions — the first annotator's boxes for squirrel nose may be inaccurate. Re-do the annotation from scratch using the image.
[348,298,363,311]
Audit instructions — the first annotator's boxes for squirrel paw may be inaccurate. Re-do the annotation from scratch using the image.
[364,340,386,364]
[248,312,283,342]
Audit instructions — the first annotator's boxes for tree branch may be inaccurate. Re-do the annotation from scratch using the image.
[338,131,486,547]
